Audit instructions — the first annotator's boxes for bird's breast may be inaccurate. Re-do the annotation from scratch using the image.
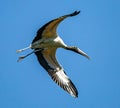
[31,37,66,49]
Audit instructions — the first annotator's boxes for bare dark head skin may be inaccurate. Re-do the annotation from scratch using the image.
[65,46,90,59]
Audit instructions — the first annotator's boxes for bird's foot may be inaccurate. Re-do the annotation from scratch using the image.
[17,56,25,62]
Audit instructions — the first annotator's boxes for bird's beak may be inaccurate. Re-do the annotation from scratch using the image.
[66,46,90,59]
[76,48,90,59]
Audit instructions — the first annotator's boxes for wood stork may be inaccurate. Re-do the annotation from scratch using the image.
[17,11,90,98]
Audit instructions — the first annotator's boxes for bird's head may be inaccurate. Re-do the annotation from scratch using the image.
[66,46,90,59]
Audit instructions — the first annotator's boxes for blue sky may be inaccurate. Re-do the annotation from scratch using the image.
[0,0,120,108]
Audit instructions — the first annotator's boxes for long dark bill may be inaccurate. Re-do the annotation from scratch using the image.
[66,46,90,59]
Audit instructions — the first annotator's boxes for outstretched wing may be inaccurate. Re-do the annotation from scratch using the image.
[32,11,80,43]
[34,48,78,97]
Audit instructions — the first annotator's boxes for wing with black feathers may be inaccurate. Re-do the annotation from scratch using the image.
[32,11,80,43]
[34,48,78,97]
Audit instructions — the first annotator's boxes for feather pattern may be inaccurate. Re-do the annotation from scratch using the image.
[35,48,78,97]
[32,11,80,43]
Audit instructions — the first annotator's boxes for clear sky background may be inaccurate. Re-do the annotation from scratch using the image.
[0,0,120,108]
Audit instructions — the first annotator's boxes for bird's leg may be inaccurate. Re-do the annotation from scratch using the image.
[17,49,42,62]
[17,50,34,62]
[16,45,31,53]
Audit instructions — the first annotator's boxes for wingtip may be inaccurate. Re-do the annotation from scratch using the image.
[87,55,90,60]
[50,69,78,98]
[71,92,78,98]
[69,80,78,98]
[70,11,81,16]
[83,53,90,60]
[74,95,78,98]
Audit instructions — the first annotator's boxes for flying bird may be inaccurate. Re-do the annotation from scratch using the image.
[17,11,90,98]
